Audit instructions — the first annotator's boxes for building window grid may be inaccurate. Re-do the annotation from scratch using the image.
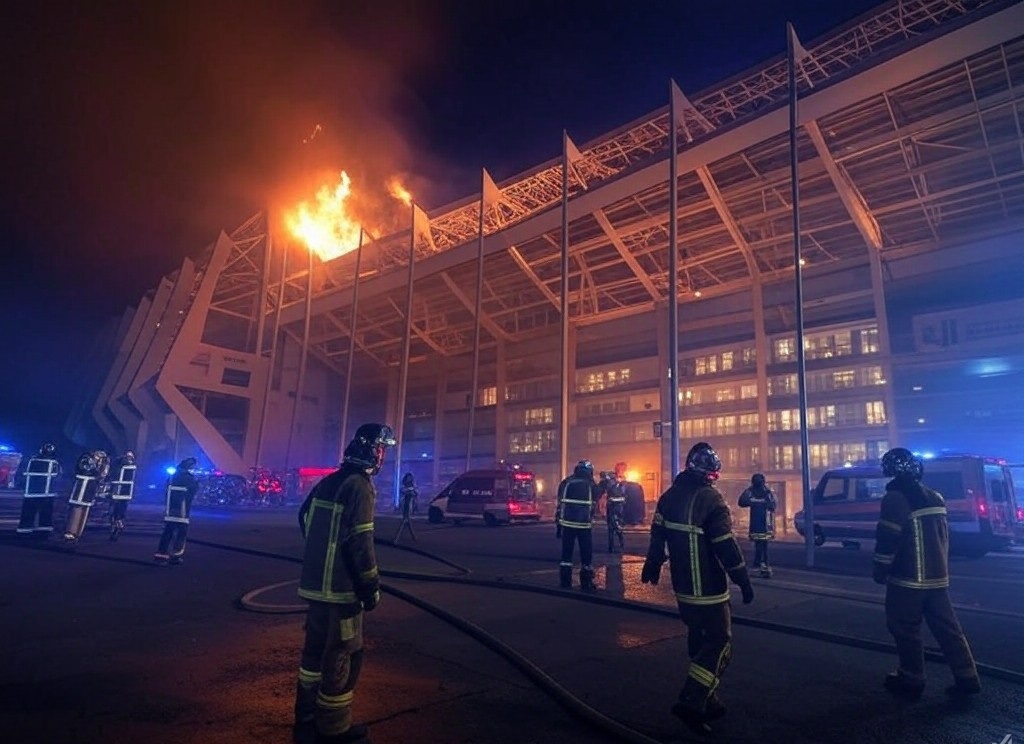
[576,367,632,393]
[509,430,555,454]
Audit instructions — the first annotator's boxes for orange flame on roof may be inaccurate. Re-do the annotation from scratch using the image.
[387,177,413,207]
[284,171,362,261]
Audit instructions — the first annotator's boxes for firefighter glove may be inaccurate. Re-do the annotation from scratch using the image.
[741,582,755,604]
[360,589,381,612]
[641,558,663,585]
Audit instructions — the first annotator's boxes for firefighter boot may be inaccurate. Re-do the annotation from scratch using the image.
[580,567,597,593]
[760,564,773,579]
[559,565,572,589]
[884,672,924,701]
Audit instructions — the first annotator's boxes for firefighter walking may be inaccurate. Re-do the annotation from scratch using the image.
[393,472,417,544]
[601,471,626,553]
[107,451,137,541]
[63,450,110,546]
[17,442,61,537]
[873,447,981,701]
[294,423,396,744]
[738,473,777,578]
[154,457,199,565]
[555,459,599,592]
[641,442,754,734]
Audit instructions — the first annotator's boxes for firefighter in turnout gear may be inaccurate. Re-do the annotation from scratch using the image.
[63,450,110,545]
[107,451,137,541]
[154,457,199,565]
[600,471,626,553]
[555,460,599,592]
[641,442,754,734]
[873,447,981,701]
[17,442,61,536]
[393,472,417,544]
[738,473,776,578]
[293,423,396,744]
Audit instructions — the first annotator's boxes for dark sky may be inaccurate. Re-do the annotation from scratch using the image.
[0,0,881,450]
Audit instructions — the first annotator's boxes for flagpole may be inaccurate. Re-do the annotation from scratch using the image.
[339,227,364,461]
[285,243,314,472]
[559,132,571,480]
[668,81,681,478]
[394,204,417,508]
[788,22,814,568]
[466,171,487,472]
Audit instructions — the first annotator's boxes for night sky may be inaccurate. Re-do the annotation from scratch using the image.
[0,0,882,452]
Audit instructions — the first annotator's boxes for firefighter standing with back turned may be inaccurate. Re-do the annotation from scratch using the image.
[153,457,199,565]
[63,450,110,546]
[738,473,777,578]
[641,442,754,734]
[872,447,981,701]
[293,423,396,744]
[555,459,599,592]
[17,442,61,537]
[107,450,137,541]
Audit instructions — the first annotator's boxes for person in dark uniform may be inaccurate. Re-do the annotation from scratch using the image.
[555,460,599,592]
[873,447,981,701]
[641,442,754,734]
[107,451,137,541]
[393,472,417,544]
[738,473,777,578]
[63,450,110,546]
[153,457,199,565]
[293,423,396,744]
[17,442,61,537]
[600,471,626,553]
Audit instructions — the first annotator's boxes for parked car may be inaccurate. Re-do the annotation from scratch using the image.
[794,454,1018,557]
[428,467,541,526]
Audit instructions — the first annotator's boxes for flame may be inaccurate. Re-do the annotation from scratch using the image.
[387,177,413,207]
[285,171,362,261]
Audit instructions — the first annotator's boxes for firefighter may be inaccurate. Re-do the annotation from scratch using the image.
[17,442,61,537]
[601,470,626,553]
[873,447,981,701]
[293,423,396,744]
[393,472,417,544]
[738,473,777,578]
[63,450,110,545]
[555,459,599,592]
[154,457,199,565]
[641,442,754,734]
[107,451,137,541]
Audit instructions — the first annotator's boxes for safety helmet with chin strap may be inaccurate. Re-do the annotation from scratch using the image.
[344,423,397,474]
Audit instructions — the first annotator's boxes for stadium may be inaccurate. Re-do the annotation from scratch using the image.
[66,0,1024,526]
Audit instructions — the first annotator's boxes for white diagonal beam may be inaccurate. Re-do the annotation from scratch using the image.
[507,246,560,309]
[440,272,514,340]
[386,297,450,356]
[593,209,661,300]
[804,120,884,250]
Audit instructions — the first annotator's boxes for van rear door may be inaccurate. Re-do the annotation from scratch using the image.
[985,463,1015,538]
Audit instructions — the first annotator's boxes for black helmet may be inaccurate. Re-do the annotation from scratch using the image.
[344,423,397,474]
[881,448,923,481]
[76,450,109,477]
[39,442,57,457]
[123,450,136,464]
[751,473,766,488]
[401,472,415,486]
[177,457,198,473]
[573,459,594,479]
[685,442,721,483]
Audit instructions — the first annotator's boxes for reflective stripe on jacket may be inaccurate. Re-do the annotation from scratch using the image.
[647,470,749,605]
[738,486,776,540]
[556,476,596,529]
[873,479,950,589]
[164,471,198,523]
[23,457,60,498]
[109,462,137,500]
[299,465,380,607]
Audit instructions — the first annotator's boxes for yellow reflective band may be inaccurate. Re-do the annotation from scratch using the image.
[662,519,704,534]
[724,560,745,571]
[873,554,895,564]
[888,576,950,589]
[559,520,592,529]
[878,519,903,533]
[688,663,717,687]
[676,590,731,605]
[351,522,374,535]
[561,498,592,505]
[316,690,354,709]
[360,567,379,581]
[910,506,947,519]
[710,532,734,543]
[652,513,665,527]
[298,668,322,684]
[913,517,925,584]
[339,617,357,641]
[298,588,359,603]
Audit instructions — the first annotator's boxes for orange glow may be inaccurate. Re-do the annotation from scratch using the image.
[387,177,413,207]
[285,171,362,261]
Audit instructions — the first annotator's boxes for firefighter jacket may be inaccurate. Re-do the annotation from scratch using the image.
[738,486,776,540]
[164,470,199,523]
[556,476,598,529]
[872,478,950,590]
[109,459,137,501]
[298,464,380,609]
[646,470,750,605]
[23,456,60,498]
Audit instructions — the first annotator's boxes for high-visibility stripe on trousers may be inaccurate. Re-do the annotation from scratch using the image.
[295,601,365,737]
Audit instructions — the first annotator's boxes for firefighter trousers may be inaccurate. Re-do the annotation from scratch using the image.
[677,601,733,712]
[17,497,54,534]
[885,584,978,685]
[560,527,594,587]
[111,500,130,521]
[393,517,415,544]
[295,601,365,737]
[64,502,93,541]
[753,539,770,567]
[155,522,189,560]
[606,506,624,551]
